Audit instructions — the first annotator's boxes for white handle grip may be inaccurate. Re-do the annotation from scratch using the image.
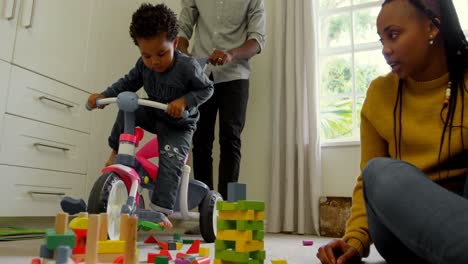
[21,0,34,28]
[3,0,16,20]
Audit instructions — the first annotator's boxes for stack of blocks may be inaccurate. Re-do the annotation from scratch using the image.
[214,200,266,264]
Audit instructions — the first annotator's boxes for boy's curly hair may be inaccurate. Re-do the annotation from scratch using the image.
[129,3,179,45]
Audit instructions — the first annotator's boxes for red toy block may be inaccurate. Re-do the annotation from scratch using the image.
[31,258,41,264]
[72,229,87,254]
[158,241,169,250]
[148,249,173,263]
[192,256,210,264]
[176,253,192,259]
[113,256,124,263]
[186,239,200,254]
[144,235,158,244]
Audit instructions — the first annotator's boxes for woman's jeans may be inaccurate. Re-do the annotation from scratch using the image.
[363,157,468,264]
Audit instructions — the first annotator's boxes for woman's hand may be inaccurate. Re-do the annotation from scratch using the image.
[167,97,187,118]
[317,240,361,264]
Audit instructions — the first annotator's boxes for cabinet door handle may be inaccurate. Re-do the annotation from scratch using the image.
[21,0,34,28]
[34,143,70,152]
[39,96,75,108]
[28,191,66,196]
[3,0,16,20]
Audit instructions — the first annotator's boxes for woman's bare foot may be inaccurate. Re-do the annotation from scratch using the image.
[105,150,117,167]
[159,215,173,229]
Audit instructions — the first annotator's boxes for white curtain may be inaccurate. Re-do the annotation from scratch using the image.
[267,0,321,235]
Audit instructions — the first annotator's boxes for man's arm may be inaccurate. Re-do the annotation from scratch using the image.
[178,0,199,55]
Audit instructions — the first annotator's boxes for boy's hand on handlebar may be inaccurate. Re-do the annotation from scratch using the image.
[87,93,105,109]
[167,97,187,118]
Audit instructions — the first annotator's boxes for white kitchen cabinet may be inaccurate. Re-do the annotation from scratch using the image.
[0,0,19,62]
[0,60,10,138]
[12,0,93,89]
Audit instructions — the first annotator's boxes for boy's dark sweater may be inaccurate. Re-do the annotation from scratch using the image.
[101,50,213,129]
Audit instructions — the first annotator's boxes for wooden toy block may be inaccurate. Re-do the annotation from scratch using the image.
[31,258,41,264]
[71,229,87,254]
[97,253,126,263]
[252,230,264,241]
[199,247,210,257]
[176,242,182,250]
[271,260,288,264]
[98,213,108,241]
[192,256,210,264]
[235,240,264,253]
[85,214,100,264]
[216,230,253,241]
[173,233,182,241]
[124,215,138,264]
[98,240,126,254]
[217,220,263,231]
[182,239,194,244]
[175,253,195,261]
[215,250,250,262]
[250,250,266,261]
[45,229,76,250]
[215,240,236,251]
[174,258,191,264]
[39,244,54,258]
[255,211,264,221]
[120,214,129,241]
[144,235,158,244]
[158,241,169,250]
[69,216,88,230]
[219,210,255,221]
[55,212,69,235]
[227,182,246,202]
[168,241,177,250]
[185,239,200,254]
[237,201,265,211]
[155,256,169,264]
[148,250,173,262]
[302,240,313,246]
[56,245,72,263]
[216,201,239,211]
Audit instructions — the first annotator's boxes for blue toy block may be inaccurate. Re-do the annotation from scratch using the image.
[228,182,246,202]
[56,245,72,264]
[39,244,53,259]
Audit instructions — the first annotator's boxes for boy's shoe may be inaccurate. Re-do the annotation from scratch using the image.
[149,203,173,229]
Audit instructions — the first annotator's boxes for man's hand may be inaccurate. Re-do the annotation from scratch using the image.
[316,240,361,264]
[167,97,187,118]
[177,37,192,57]
[87,93,105,109]
[208,49,233,66]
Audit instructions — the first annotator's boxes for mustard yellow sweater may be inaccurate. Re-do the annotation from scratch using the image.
[343,72,468,257]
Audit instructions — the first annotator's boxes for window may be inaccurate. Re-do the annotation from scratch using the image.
[318,0,468,143]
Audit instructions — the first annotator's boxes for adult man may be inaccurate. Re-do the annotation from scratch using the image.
[178,0,266,199]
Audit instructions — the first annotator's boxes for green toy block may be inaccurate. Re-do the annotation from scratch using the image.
[173,233,181,241]
[252,230,264,241]
[237,201,265,211]
[45,229,75,250]
[182,239,194,244]
[217,220,237,230]
[217,201,238,211]
[250,250,266,261]
[237,221,264,231]
[155,256,169,264]
[215,240,236,250]
[215,250,250,262]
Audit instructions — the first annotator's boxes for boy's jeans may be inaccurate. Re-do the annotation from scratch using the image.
[109,107,193,215]
[363,157,468,264]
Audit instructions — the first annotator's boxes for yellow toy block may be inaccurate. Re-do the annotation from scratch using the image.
[217,230,253,241]
[68,216,88,230]
[214,259,222,264]
[199,246,210,257]
[271,259,288,264]
[98,240,126,254]
[176,242,182,250]
[219,210,255,221]
[235,240,264,253]
[255,211,264,221]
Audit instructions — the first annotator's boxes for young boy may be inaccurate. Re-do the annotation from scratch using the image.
[87,3,213,228]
